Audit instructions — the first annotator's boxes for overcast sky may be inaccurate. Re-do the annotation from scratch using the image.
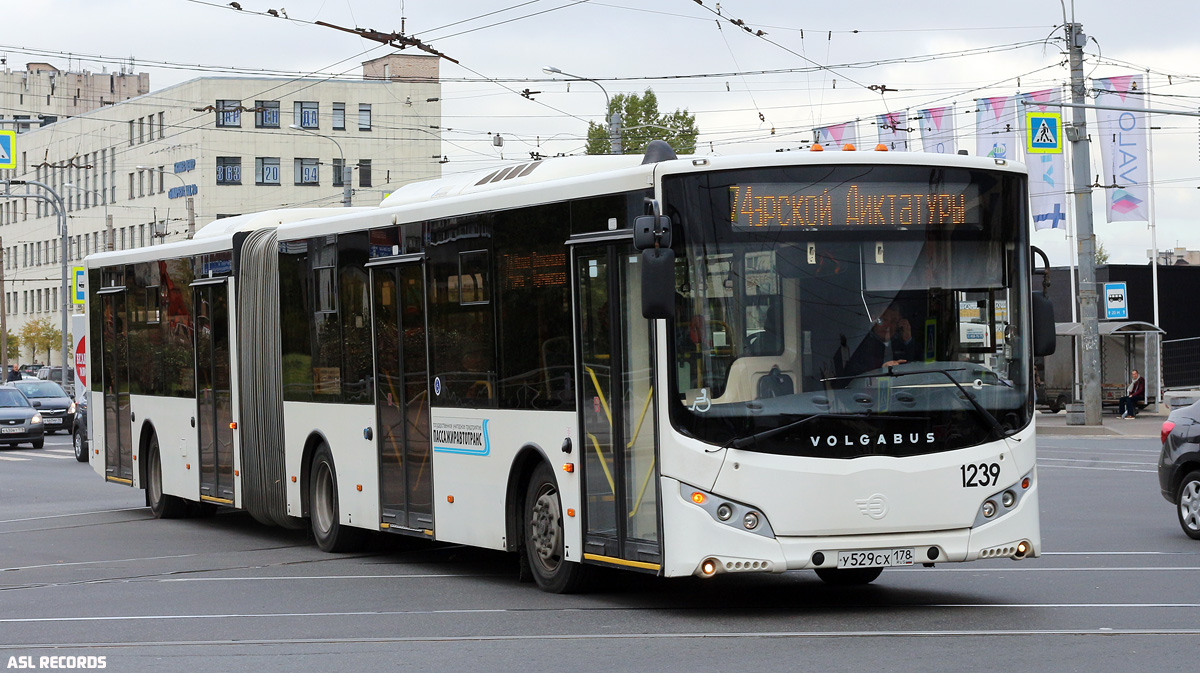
[9,0,1199,266]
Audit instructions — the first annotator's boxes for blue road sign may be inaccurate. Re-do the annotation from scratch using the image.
[1104,282,1128,320]
[0,130,15,170]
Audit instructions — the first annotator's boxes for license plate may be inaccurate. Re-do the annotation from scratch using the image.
[1,427,22,434]
[44,418,62,425]
[837,547,915,568]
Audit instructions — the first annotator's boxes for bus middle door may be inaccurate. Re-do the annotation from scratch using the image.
[371,259,434,534]
[574,243,662,572]
[192,279,235,505]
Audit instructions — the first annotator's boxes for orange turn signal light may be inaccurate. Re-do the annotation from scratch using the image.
[356,484,362,492]
[691,491,706,505]
[567,508,576,517]
[842,143,856,151]
[291,476,297,483]
[1021,477,1031,489]
[562,463,574,473]
[875,143,889,151]
[810,143,824,152]
[447,495,454,503]
[229,422,237,430]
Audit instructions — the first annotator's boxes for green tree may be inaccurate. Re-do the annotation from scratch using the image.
[19,317,61,366]
[586,89,698,155]
[1095,241,1110,266]
[4,331,18,362]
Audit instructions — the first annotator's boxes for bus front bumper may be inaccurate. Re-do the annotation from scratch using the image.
[661,476,1041,578]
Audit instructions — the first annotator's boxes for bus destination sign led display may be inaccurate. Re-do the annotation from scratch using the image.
[729,183,974,230]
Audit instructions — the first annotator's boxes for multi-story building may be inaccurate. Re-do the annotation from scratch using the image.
[1,60,150,130]
[0,53,442,365]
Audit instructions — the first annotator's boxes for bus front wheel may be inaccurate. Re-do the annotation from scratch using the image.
[309,444,367,553]
[814,566,884,586]
[523,463,590,593]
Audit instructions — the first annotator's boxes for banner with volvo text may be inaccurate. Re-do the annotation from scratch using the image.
[1093,75,1149,222]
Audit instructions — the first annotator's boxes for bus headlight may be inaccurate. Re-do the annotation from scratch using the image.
[973,470,1034,528]
[982,500,997,518]
[680,483,774,538]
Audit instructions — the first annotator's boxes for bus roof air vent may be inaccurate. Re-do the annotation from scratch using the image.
[641,140,678,165]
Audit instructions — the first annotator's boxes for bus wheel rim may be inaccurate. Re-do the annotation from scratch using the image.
[313,463,334,535]
[530,485,561,572]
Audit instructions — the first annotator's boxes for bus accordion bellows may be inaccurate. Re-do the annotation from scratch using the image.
[85,143,1055,592]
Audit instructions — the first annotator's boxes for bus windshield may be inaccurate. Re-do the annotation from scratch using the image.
[663,163,1032,458]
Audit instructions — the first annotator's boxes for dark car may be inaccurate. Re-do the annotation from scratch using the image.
[1158,401,1200,540]
[0,387,45,449]
[9,381,75,434]
[72,393,89,462]
[36,366,74,386]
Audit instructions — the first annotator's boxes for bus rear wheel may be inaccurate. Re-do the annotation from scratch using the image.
[146,437,187,519]
[814,566,884,586]
[523,463,590,593]
[309,444,367,553]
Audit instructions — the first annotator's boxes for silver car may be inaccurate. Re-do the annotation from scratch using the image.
[0,387,45,449]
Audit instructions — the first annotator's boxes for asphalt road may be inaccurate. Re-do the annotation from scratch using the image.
[1,432,1196,672]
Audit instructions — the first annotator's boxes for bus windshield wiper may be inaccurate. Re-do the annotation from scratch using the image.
[822,367,1009,440]
[725,411,919,450]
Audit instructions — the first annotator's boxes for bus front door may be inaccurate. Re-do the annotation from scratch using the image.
[372,262,434,533]
[193,280,235,505]
[100,289,133,484]
[575,244,662,572]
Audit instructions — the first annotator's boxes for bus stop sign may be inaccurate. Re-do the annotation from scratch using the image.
[1105,282,1128,320]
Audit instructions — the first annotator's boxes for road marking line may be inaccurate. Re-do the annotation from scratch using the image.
[1037,457,1156,467]
[3,607,1200,625]
[0,507,145,524]
[4,629,1200,649]
[1035,463,1154,474]
[44,449,75,455]
[21,452,73,460]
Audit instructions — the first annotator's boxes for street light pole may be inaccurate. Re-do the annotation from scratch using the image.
[543,66,622,154]
[137,166,196,239]
[0,180,68,373]
[289,124,352,207]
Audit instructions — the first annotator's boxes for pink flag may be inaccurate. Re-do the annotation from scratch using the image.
[876,112,909,151]
[919,105,956,154]
[975,96,1016,159]
[1093,75,1149,222]
[814,121,858,150]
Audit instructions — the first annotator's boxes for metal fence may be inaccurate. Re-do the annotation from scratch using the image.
[1163,337,1200,389]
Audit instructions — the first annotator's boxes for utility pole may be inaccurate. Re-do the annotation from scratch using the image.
[0,235,7,378]
[1065,19,1103,425]
[186,196,196,238]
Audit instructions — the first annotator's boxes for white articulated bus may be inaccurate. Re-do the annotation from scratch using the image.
[86,142,1056,592]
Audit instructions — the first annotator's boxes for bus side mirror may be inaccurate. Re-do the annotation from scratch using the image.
[1032,291,1056,356]
[641,247,675,319]
[634,215,672,250]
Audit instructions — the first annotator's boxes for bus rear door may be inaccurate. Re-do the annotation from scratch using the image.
[574,243,662,572]
[371,259,434,534]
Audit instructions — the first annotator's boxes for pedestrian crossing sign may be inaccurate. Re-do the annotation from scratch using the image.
[1025,112,1063,154]
[0,130,15,170]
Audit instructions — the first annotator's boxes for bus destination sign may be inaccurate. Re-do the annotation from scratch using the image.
[729,183,974,230]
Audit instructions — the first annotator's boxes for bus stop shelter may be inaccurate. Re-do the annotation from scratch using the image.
[1046,321,1164,413]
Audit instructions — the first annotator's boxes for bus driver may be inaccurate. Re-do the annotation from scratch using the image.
[843,303,916,375]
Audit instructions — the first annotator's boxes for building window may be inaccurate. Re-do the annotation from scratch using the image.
[216,157,242,185]
[358,159,372,188]
[294,158,320,185]
[358,104,371,131]
[138,170,145,197]
[255,100,280,128]
[139,117,145,143]
[332,103,345,131]
[13,115,30,134]
[216,99,242,127]
[294,101,318,129]
[332,158,344,187]
[158,111,165,139]
[255,157,280,185]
